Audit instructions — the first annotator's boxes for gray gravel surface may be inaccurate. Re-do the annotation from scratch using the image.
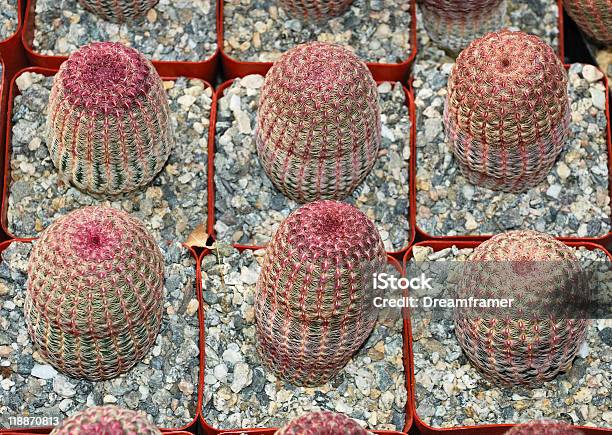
[0,0,17,41]
[223,0,412,63]
[409,244,612,428]
[201,245,408,430]
[32,0,217,62]
[7,72,211,244]
[214,75,411,252]
[0,241,200,428]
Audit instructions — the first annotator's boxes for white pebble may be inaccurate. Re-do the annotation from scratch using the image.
[31,364,58,380]
[582,65,604,83]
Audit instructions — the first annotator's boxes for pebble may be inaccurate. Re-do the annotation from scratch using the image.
[32,0,217,62]
[223,0,412,63]
[31,364,58,380]
[202,248,407,430]
[214,76,411,252]
[0,242,199,427]
[410,245,611,428]
[582,65,604,83]
[8,74,211,243]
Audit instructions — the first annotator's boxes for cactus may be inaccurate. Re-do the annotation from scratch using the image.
[276,411,371,434]
[46,41,173,196]
[453,230,588,387]
[255,200,386,386]
[445,30,570,192]
[78,0,159,23]
[25,206,165,381]
[418,0,507,53]
[278,0,353,21]
[50,405,161,434]
[505,420,584,434]
[562,0,612,45]
[256,42,381,203]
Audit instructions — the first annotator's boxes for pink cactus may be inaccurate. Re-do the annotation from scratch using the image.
[277,411,371,434]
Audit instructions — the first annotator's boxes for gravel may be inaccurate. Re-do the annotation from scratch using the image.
[414,46,610,237]
[7,72,211,244]
[409,244,612,428]
[222,0,412,63]
[201,245,407,430]
[0,0,17,41]
[32,0,217,62]
[0,241,200,429]
[214,76,411,252]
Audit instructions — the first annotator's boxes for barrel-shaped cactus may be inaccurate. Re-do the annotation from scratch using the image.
[278,0,353,21]
[445,30,570,192]
[50,406,161,434]
[505,420,584,434]
[418,0,507,53]
[277,411,371,434]
[78,0,159,23]
[256,42,381,203]
[46,42,173,196]
[255,200,386,386]
[25,206,164,381]
[454,230,588,387]
[562,0,612,45]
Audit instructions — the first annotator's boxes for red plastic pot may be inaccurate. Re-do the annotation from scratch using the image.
[1,66,216,241]
[218,0,418,82]
[0,238,205,434]
[410,65,612,251]
[199,253,413,434]
[403,239,612,435]
[208,78,416,259]
[20,0,219,83]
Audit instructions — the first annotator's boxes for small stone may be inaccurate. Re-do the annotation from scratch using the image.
[178,380,194,396]
[178,94,197,107]
[146,8,157,23]
[546,184,562,199]
[231,362,252,393]
[103,394,118,404]
[15,73,33,91]
[590,88,606,110]
[1,378,14,390]
[53,375,76,398]
[241,75,264,89]
[31,364,57,379]
[222,343,243,364]
[186,299,199,316]
[556,162,571,180]
[582,65,604,83]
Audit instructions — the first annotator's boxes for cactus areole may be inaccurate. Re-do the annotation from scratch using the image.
[256,42,381,203]
[25,206,165,381]
[46,42,173,197]
[255,200,387,386]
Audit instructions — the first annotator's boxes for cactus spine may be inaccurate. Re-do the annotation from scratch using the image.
[445,30,570,192]
[46,42,173,196]
[256,42,381,203]
[255,200,386,386]
[25,206,164,381]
